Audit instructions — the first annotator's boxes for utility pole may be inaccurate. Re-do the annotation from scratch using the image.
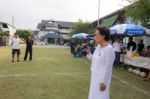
[9,16,15,45]
[12,16,14,33]
[97,0,100,27]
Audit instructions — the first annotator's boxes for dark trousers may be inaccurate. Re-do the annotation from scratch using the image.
[114,52,121,68]
[24,48,32,61]
[71,47,75,54]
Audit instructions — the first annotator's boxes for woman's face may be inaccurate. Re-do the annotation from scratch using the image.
[14,35,18,38]
[94,30,105,43]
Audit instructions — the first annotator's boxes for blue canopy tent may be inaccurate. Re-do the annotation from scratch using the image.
[43,33,63,44]
[72,33,88,39]
[87,34,94,39]
[72,33,94,41]
[44,33,63,39]
[109,24,150,65]
[109,24,147,37]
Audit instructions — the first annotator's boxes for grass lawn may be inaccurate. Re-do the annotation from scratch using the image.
[0,46,150,99]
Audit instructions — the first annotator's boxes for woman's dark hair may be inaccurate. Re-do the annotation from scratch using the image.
[96,27,110,41]
[14,33,18,35]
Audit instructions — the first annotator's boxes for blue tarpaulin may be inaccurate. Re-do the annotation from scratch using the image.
[44,33,63,39]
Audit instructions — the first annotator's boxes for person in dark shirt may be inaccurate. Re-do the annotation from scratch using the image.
[24,36,34,61]
[137,40,144,55]
[70,41,75,54]
[127,37,136,51]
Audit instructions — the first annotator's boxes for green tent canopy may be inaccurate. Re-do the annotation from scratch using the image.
[100,15,118,28]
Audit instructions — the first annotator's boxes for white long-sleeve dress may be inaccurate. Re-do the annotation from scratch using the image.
[87,44,115,99]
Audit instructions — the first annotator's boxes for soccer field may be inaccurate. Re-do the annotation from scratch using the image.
[0,46,149,99]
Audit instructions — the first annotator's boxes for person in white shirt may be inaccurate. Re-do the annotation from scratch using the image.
[87,27,115,99]
[112,38,122,69]
[11,33,20,62]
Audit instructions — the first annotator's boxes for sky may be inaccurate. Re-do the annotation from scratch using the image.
[0,0,130,30]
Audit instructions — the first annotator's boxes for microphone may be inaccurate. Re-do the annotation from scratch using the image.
[82,40,94,49]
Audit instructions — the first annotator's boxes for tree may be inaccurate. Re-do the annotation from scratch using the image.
[125,0,150,28]
[0,28,8,38]
[70,20,94,35]
[0,28,4,38]
[16,30,35,40]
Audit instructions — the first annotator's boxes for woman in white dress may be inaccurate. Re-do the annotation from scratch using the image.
[87,27,115,99]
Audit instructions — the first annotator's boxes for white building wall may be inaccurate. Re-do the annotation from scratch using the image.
[59,29,71,34]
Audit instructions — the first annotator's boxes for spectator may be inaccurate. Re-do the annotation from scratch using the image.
[24,36,34,61]
[70,41,75,54]
[127,37,136,51]
[73,45,83,57]
[113,38,122,69]
[11,33,20,62]
[137,40,144,55]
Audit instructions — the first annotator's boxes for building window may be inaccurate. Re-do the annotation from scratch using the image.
[3,24,8,28]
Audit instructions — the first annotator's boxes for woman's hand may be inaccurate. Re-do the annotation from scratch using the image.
[100,83,106,91]
[86,46,91,54]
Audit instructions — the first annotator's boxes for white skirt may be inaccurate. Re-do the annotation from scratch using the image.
[88,72,111,99]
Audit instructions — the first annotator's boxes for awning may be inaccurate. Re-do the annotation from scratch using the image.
[44,33,63,39]
[100,15,118,28]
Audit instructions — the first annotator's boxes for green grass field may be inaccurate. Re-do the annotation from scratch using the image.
[0,46,149,99]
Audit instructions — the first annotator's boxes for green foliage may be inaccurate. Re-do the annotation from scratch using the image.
[16,30,35,39]
[125,0,150,28]
[73,39,82,45]
[0,28,4,38]
[0,28,8,38]
[70,19,94,35]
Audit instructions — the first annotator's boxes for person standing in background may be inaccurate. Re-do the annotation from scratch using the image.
[70,40,75,54]
[113,38,122,69]
[127,37,136,51]
[11,33,21,62]
[137,40,144,55]
[24,36,34,61]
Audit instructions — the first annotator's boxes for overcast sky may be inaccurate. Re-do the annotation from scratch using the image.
[0,0,130,30]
